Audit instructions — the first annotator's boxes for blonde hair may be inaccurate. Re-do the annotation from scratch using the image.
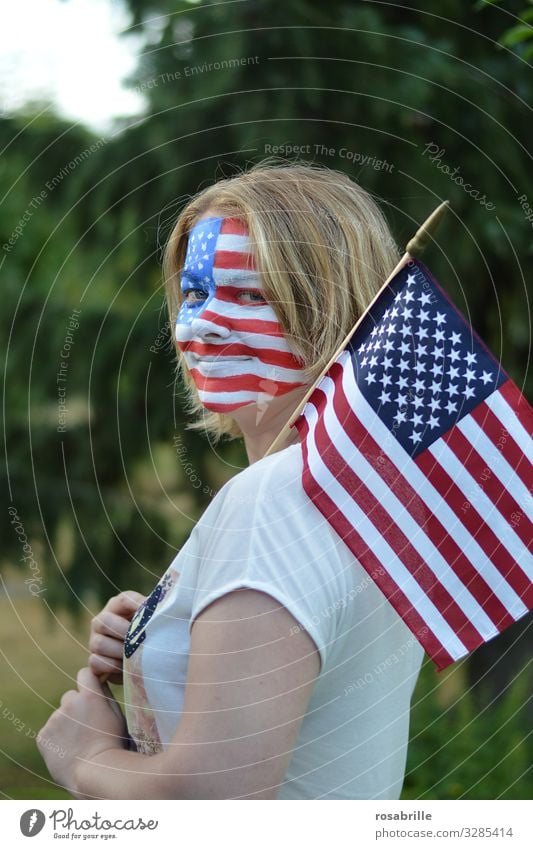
[163,160,400,441]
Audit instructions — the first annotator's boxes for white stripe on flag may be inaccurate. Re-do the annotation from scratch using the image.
[428,439,533,580]
[319,374,500,641]
[486,392,533,463]
[303,399,469,661]
[340,355,528,619]
[457,416,533,520]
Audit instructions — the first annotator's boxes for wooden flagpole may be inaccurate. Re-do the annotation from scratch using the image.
[263,199,450,458]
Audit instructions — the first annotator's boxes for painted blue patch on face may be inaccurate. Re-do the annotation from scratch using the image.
[177,216,224,326]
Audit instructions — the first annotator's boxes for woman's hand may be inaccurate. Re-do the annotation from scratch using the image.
[37,667,128,798]
[88,591,146,684]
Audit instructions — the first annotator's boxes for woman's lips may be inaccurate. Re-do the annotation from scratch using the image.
[189,354,252,363]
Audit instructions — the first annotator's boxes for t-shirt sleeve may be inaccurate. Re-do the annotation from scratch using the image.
[188,449,353,672]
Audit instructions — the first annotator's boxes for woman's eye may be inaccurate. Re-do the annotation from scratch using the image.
[237,289,267,304]
[183,288,208,305]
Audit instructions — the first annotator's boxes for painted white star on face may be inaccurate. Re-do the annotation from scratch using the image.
[480,371,493,385]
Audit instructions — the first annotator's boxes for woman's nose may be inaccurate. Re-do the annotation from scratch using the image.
[189,313,232,340]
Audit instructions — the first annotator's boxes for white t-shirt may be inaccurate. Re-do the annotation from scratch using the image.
[123,443,424,800]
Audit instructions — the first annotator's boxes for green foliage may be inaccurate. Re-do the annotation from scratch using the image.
[405,661,532,799]
[1,0,531,798]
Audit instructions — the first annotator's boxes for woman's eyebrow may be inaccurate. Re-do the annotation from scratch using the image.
[181,270,207,285]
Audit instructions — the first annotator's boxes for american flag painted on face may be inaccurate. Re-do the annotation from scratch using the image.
[294,259,533,671]
[175,216,308,413]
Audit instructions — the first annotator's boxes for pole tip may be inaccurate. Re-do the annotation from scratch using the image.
[406,200,449,257]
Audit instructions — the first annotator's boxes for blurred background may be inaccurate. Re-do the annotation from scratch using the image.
[1,0,531,799]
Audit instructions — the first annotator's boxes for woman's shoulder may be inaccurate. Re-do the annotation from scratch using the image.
[217,442,304,509]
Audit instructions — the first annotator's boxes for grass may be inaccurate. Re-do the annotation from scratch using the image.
[1,586,530,800]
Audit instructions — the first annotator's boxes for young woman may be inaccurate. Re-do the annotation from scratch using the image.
[38,162,424,799]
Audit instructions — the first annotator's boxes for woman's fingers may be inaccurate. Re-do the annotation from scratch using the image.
[88,652,123,681]
[105,591,146,617]
[88,632,125,660]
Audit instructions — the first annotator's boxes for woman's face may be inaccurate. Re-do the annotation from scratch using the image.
[175,213,308,413]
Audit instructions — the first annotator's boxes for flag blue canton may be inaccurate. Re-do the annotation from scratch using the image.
[178,216,223,326]
[348,261,506,457]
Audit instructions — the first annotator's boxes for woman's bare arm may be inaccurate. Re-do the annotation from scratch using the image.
[75,589,320,799]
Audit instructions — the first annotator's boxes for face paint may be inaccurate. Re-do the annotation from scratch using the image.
[175,216,308,413]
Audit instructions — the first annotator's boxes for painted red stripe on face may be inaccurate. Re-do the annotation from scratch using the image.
[190,368,306,393]
[179,341,305,370]
[220,217,249,236]
[195,309,285,336]
[214,285,265,302]
[214,250,256,271]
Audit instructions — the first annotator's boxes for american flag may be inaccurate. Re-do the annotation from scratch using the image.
[294,260,533,670]
[176,216,307,412]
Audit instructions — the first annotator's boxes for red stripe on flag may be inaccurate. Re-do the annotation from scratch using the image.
[214,250,256,271]
[328,363,517,632]
[443,426,532,550]
[310,386,486,653]
[415,450,533,606]
[470,398,533,490]
[499,379,533,433]
[295,414,455,670]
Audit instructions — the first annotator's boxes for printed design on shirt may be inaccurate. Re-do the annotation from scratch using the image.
[124,571,174,659]
[123,567,181,756]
